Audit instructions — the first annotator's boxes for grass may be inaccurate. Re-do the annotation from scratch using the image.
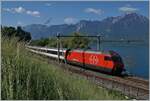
[1,37,127,100]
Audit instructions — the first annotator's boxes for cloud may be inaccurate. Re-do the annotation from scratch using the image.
[26,10,40,17]
[14,6,25,13]
[119,6,138,13]
[85,8,104,15]
[3,7,25,13]
[3,6,40,17]
[64,17,77,24]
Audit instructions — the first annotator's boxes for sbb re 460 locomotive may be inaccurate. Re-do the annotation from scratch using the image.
[65,49,125,75]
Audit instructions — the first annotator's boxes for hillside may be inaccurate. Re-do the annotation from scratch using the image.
[23,13,149,40]
[1,37,127,100]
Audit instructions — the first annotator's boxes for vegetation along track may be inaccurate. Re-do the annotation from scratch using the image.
[27,49,149,100]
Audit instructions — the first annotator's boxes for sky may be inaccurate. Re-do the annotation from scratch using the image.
[1,1,149,27]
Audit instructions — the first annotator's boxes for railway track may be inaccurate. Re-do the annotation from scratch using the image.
[112,76,149,90]
[27,48,149,100]
[124,76,149,86]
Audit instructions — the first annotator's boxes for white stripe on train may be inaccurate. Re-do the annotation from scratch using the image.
[28,49,65,60]
[26,45,66,52]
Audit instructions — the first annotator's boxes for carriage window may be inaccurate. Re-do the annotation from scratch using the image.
[104,56,112,61]
[47,50,57,55]
[47,50,63,55]
[41,49,46,52]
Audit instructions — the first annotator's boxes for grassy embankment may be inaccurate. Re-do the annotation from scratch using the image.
[1,37,127,100]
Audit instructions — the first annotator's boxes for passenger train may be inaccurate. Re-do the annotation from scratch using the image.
[27,46,125,75]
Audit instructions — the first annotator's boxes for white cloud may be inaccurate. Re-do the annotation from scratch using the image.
[26,10,40,17]
[3,7,25,13]
[64,17,77,24]
[3,6,40,17]
[85,8,104,15]
[14,6,25,13]
[119,6,138,13]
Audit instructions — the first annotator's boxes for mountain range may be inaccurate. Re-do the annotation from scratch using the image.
[23,13,149,40]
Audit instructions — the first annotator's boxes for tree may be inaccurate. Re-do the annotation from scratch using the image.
[16,26,31,41]
[1,26,31,41]
[1,27,17,37]
[30,32,91,49]
[30,38,50,46]
[66,32,91,49]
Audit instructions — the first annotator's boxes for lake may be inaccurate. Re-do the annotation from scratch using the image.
[91,43,149,79]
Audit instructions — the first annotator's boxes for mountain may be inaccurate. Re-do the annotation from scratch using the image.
[23,13,149,40]
[23,24,49,39]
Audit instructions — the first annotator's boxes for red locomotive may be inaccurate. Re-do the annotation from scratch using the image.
[65,49,124,75]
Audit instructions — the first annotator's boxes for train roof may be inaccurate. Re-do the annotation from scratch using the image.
[70,49,112,56]
[27,45,118,56]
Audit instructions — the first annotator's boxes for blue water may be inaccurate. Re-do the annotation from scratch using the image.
[91,44,149,79]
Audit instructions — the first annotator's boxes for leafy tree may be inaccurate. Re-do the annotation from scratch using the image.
[16,26,31,41]
[48,32,91,49]
[47,38,57,47]
[30,38,50,46]
[66,32,91,49]
[2,27,17,37]
[30,32,91,49]
[1,26,31,41]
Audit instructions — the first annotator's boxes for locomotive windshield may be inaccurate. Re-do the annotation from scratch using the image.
[104,56,122,63]
[111,56,122,62]
[108,50,123,63]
